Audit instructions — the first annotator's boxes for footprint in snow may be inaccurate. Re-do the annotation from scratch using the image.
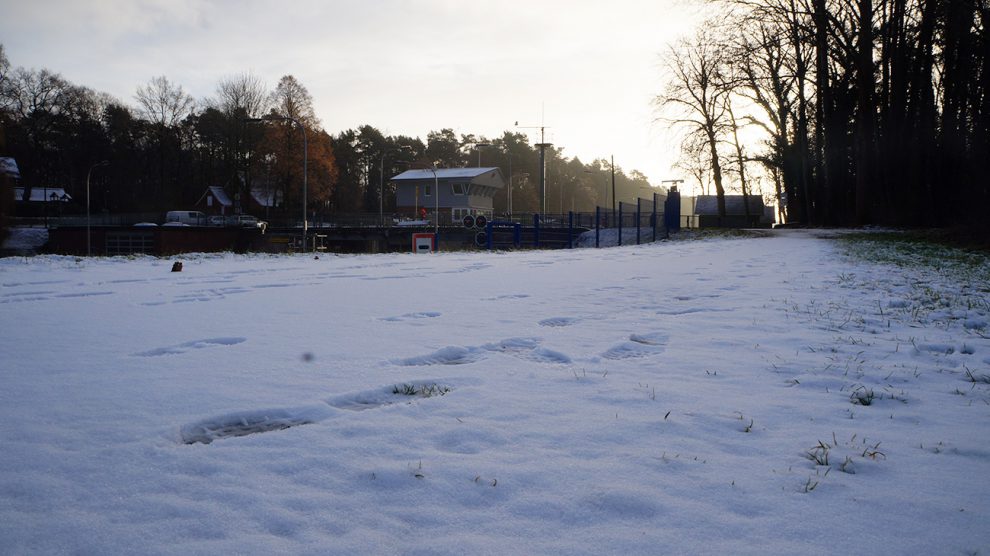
[655,307,730,316]
[484,294,530,301]
[601,333,668,360]
[520,347,572,364]
[380,311,442,322]
[326,381,454,411]
[481,337,572,364]
[481,337,542,353]
[134,337,246,357]
[393,338,573,367]
[539,317,579,327]
[180,406,328,445]
[629,332,669,346]
[180,381,455,444]
[392,346,483,366]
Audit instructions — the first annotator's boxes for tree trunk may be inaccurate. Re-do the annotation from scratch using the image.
[813,0,832,225]
[855,0,876,225]
[727,102,751,217]
[707,130,727,217]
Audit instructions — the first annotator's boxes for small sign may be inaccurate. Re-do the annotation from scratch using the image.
[412,233,435,254]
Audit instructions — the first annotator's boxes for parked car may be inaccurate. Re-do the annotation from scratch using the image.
[226,214,267,232]
[207,215,226,226]
[165,210,208,226]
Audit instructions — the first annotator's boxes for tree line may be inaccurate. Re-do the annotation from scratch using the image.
[0,45,655,224]
[657,0,988,227]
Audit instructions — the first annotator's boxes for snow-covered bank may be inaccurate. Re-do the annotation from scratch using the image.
[0,227,48,255]
[1,230,988,554]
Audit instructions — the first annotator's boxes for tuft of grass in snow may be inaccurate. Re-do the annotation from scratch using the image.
[850,386,876,406]
[963,367,990,384]
[806,441,831,466]
[392,383,451,397]
[801,433,886,491]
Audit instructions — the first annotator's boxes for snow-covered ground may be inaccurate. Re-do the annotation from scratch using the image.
[1,230,988,555]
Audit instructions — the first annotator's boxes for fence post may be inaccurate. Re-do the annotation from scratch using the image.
[653,192,658,242]
[636,197,643,245]
[618,202,623,246]
[595,206,600,248]
[533,213,540,248]
[568,211,574,249]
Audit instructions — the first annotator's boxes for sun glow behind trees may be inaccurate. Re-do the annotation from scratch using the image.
[656,0,988,227]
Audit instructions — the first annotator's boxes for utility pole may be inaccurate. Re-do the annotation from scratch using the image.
[536,132,552,214]
[611,155,616,219]
[516,120,552,214]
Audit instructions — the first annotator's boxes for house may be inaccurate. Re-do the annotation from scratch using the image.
[391,167,505,223]
[248,186,282,217]
[196,186,233,215]
[692,194,772,228]
[197,179,283,218]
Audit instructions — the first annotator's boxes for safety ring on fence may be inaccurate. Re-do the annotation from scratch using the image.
[475,215,488,229]
[475,231,487,247]
[463,214,476,229]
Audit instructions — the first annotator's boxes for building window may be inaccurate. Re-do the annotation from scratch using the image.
[451,183,465,195]
[424,185,431,196]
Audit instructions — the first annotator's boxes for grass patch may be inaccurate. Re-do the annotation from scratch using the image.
[837,231,990,279]
[672,228,773,241]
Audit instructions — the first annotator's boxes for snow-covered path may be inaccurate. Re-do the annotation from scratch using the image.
[1,230,988,555]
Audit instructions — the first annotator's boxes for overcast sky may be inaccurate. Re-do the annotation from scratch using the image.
[1,0,707,185]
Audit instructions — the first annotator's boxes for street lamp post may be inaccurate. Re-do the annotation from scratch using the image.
[245,116,307,251]
[380,146,412,227]
[473,142,491,167]
[86,160,109,256]
[431,164,439,237]
[396,160,441,245]
[510,172,529,218]
[506,153,512,216]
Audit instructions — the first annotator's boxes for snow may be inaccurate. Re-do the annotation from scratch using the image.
[1,230,989,555]
[1,227,48,253]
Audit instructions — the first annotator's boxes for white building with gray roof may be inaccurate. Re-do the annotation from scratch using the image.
[391,167,505,223]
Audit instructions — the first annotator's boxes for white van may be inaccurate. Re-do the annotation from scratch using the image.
[165,211,208,226]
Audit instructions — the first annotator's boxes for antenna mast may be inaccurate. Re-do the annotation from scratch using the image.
[515,116,553,214]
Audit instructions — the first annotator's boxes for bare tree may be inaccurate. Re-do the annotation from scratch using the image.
[656,26,733,216]
[0,44,10,114]
[134,75,194,128]
[211,73,269,117]
[134,76,194,204]
[4,67,72,119]
[730,18,802,223]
